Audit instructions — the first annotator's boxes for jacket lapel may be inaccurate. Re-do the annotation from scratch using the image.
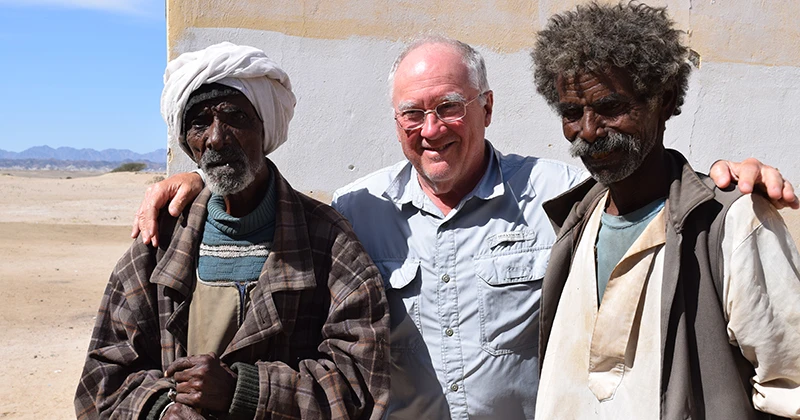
[658,151,718,418]
[150,189,211,295]
[659,150,716,357]
[150,189,211,353]
[224,161,318,356]
[543,177,598,235]
[540,178,608,367]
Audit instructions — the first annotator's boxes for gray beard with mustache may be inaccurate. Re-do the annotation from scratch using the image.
[569,132,655,185]
[199,147,257,196]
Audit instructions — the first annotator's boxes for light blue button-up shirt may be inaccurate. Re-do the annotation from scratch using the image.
[332,141,586,419]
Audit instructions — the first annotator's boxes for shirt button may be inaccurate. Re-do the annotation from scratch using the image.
[441,274,450,283]
[450,383,459,392]
[445,328,454,336]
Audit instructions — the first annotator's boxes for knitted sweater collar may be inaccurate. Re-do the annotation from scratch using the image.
[205,169,276,237]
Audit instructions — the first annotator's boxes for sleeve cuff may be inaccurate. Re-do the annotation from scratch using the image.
[228,362,262,419]
[191,168,207,184]
[144,390,172,420]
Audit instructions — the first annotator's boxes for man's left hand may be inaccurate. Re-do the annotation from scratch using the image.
[710,158,798,209]
[165,352,238,413]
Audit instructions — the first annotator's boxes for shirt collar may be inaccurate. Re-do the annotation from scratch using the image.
[382,140,506,214]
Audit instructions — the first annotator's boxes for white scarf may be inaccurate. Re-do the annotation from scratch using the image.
[161,42,296,159]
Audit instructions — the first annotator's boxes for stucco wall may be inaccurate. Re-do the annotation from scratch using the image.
[165,0,800,200]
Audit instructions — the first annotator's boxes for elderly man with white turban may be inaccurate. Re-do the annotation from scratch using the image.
[75,42,390,420]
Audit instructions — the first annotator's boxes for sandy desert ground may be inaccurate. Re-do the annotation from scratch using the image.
[1,170,799,419]
[0,171,162,419]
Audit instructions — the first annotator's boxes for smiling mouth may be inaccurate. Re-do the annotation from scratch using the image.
[424,143,454,153]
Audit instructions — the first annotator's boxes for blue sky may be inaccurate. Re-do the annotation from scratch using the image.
[0,0,167,153]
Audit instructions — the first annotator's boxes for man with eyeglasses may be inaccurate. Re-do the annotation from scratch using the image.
[329,38,587,419]
[131,36,796,419]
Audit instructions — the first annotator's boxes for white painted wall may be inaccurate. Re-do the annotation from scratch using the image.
[166,3,800,198]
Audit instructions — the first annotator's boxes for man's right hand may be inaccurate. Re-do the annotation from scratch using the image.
[161,402,205,420]
[132,172,204,247]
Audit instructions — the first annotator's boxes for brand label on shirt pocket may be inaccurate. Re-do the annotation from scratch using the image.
[474,249,548,355]
[485,230,537,250]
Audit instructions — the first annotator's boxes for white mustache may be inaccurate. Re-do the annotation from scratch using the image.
[569,132,640,158]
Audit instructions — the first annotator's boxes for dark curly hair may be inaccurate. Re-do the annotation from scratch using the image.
[532,2,691,116]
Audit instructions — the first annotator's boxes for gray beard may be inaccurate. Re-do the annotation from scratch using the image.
[569,132,655,185]
[199,147,259,196]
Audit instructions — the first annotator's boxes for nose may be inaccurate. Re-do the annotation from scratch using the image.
[577,110,605,143]
[419,111,446,139]
[206,118,226,151]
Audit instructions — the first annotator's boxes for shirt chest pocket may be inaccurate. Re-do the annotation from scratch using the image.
[374,259,424,354]
[473,246,549,355]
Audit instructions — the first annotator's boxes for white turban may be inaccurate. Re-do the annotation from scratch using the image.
[161,42,296,160]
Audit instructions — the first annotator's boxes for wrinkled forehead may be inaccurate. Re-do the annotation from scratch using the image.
[556,68,637,104]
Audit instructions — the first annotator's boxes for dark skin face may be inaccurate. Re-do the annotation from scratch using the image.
[184,93,268,217]
[556,68,677,215]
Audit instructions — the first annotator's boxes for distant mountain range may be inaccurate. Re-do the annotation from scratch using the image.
[0,146,166,172]
[0,146,167,163]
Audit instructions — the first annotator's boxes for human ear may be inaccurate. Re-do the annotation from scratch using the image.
[483,90,494,127]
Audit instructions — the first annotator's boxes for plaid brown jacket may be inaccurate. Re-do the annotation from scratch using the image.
[75,161,390,419]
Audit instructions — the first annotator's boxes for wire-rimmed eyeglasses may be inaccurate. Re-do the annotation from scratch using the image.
[394,92,487,131]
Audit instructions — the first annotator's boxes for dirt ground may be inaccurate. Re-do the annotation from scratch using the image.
[0,171,161,419]
[1,170,799,419]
